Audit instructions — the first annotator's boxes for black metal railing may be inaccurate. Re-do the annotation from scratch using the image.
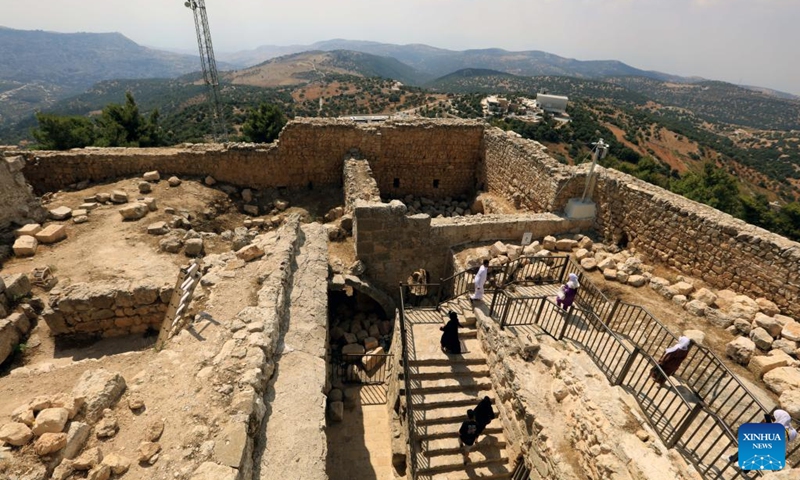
[608,301,770,430]
[439,255,569,304]
[484,292,753,478]
[398,285,418,479]
[330,352,393,385]
[510,456,532,480]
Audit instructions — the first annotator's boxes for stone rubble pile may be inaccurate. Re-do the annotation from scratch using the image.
[0,369,135,479]
[390,194,474,218]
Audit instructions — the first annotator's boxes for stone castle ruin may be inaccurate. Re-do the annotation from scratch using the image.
[0,118,799,480]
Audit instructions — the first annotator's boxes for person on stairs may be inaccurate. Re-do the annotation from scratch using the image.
[650,336,693,386]
[458,409,479,465]
[471,259,489,302]
[556,273,580,310]
[440,311,462,354]
[474,396,496,438]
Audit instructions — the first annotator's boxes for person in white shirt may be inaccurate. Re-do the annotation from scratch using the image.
[471,260,489,302]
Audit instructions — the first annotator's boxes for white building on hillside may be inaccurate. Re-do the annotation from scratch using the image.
[536,94,569,114]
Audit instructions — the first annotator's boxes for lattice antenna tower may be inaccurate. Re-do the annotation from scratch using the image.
[184,0,225,141]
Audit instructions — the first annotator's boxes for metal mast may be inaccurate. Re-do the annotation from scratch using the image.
[184,0,225,141]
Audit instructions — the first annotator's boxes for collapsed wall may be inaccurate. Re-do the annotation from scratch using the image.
[42,281,173,337]
[0,155,46,233]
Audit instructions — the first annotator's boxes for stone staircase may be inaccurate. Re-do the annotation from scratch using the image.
[404,306,512,480]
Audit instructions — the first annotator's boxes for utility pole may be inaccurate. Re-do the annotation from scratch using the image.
[184,0,225,142]
[565,138,609,220]
[581,138,609,202]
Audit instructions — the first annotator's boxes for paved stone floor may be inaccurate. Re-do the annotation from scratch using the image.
[327,386,394,480]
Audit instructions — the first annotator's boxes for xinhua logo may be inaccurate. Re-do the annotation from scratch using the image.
[738,423,786,471]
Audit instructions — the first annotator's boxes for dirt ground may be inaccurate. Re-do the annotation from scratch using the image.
[0,175,348,479]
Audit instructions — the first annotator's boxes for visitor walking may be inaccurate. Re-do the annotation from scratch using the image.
[556,273,580,310]
[650,336,693,386]
[458,409,479,465]
[471,259,489,302]
[440,311,462,354]
[474,396,496,437]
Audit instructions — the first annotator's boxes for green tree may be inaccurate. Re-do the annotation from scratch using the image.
[96,92,161,147]
[671,162,741,215]
[31,113,95,150]
[242,103,287,143]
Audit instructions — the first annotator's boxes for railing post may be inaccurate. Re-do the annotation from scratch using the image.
[535,297,547,325]
[667,402,704,448]
[500,295,512,330]
[559,257,570,283]
[558,304,573,340]
[437,277,444,305]
[615,346,640,386]
[606,298,621,325]
[489,289,498,317]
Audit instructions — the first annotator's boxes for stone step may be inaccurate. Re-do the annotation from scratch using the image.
[416,424,503,441]
[425,433,507,456]
[410,376,493,395]
[408,364,490,381]
[408,356,486,367]
[411,391,496,410]
[424,468,512,480]
[418,446,509,475]
[416,405,500,427]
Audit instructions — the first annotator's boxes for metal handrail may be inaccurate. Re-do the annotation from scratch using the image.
[612,300,771,421]
[398,284,418,479]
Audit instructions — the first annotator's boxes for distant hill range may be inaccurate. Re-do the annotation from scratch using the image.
[219,39,690,83]
[225,50,430,87]
[0,26,228,124]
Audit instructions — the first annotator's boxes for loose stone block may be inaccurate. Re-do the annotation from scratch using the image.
[15,223,41,237]
[119,203,149,221]
[35,224,67,244]
[13,235,38,256]
[49,206,72,220]
[236,244,265,262]
[110,191,128,204]
[749,355,789,379]
[143,171,160,182]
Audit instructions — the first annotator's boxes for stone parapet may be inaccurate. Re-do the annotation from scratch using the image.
[43,281,173,337]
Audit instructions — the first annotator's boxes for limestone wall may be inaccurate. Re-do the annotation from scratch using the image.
[42,281,173,337]
[0,155,46,232]
[20,118,483,199]
[354,200,592,294]
[343,157,381,214]
[479,129,574,212]
[592,168,800,318]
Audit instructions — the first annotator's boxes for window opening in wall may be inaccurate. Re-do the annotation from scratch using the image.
[393,178,400,188]
[433,179,440,189]
[308,181,314,190]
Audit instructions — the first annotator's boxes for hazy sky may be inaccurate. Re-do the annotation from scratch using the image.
[3,0,799,94]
